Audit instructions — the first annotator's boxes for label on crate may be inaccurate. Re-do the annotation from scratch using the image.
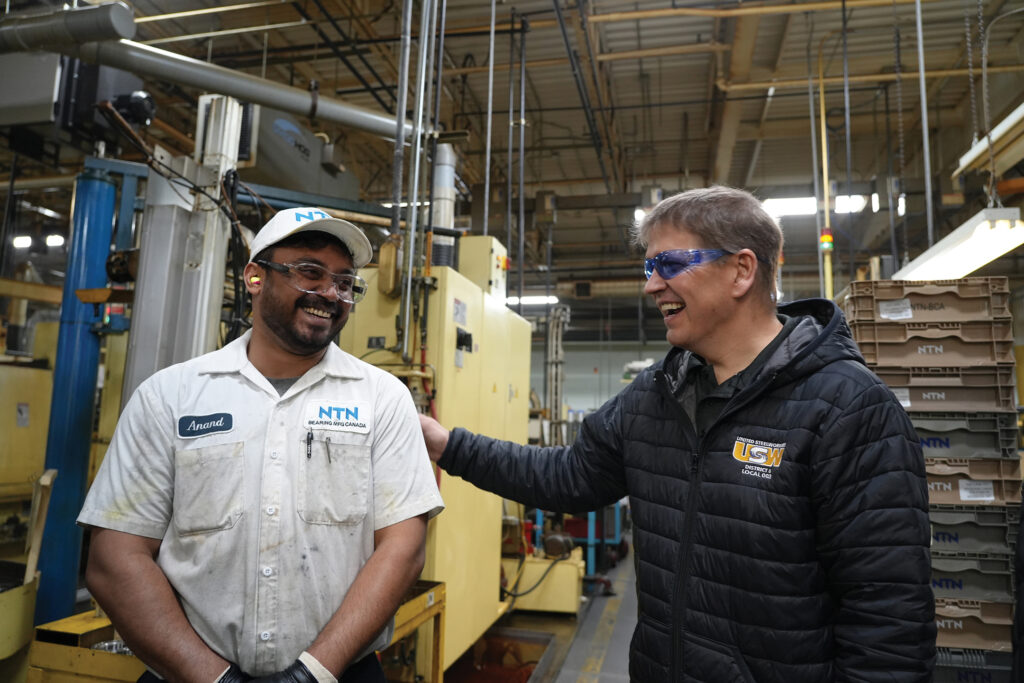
[959,479,995,502]
[891,387,911,408]
[878,298,913,320]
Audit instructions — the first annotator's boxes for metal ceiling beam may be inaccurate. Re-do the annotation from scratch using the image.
[440,0,935,34]
[135,1,288,24]
[712,16,759,183]
[445,43,727,76]
[589,0,940,22]
[141,19,315,46]
[552,0,611,193]
[721,64,1024,91]
[596,42,731,62]
[737,110,963,140]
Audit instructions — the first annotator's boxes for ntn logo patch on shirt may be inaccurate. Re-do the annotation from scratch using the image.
[178,413,234,438]
[303,400,371,433]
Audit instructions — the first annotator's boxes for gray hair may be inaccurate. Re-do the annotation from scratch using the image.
[631,185,783,298]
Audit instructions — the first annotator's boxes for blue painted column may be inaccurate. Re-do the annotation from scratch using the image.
[35,170,116,624]
[587,511,597,575]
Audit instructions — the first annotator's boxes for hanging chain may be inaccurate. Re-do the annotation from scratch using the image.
[964,1,979,142]
[893,15,909,260]
[893,28,905,181]
[979,1,1000,206]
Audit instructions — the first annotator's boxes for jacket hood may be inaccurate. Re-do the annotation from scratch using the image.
[773,298,864,382]
[660,297,864,387]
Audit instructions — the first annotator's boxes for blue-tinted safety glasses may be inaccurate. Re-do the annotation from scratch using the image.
[255,260,368,304]
[643,248,732,280]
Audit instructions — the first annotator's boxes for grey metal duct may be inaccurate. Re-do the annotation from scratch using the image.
[430,143,456,230]
[0,3,135,53]
[67,40,414,140]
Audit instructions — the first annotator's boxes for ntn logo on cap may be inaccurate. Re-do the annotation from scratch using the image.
[249,206,373,268]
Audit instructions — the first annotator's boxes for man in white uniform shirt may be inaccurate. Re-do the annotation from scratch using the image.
[79,208,444,683]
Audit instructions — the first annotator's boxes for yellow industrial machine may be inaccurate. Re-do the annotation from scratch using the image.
[340,240,533,671]
[500,547,585,614]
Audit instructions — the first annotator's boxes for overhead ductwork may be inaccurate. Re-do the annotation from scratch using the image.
[2,4,415,141]
[70,40,414,140]
[0,2,135,53]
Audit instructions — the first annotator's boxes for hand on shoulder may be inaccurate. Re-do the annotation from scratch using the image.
[418,414,450,463]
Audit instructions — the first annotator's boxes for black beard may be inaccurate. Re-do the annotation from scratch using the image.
[259,289,348,356]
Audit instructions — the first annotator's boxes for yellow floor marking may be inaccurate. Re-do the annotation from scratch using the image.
[576,576,628,682]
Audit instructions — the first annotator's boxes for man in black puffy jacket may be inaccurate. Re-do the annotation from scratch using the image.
[420,185,935,682]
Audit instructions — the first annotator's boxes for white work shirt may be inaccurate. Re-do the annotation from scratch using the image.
[79,331,444,676]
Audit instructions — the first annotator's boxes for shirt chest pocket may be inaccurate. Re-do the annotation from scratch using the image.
[172,441,244,535]
[298,437,371,525]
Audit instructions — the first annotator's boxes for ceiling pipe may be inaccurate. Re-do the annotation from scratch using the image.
[429,0,935,35]
[65,40,414,140]
[0,2,135,53]
[135,1,287,24]
[0,175,78,192]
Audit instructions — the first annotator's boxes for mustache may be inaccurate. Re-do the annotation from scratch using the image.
[296,293,342,316]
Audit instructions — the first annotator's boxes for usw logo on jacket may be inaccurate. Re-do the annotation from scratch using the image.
[732,436,786,481]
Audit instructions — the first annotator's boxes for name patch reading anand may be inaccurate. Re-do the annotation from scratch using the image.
[178,413,234,438]
[303,400,371,433]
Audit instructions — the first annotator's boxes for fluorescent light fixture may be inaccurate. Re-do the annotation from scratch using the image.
[834,195,868,213]
[871,193,880,213]
[12,236,31,249]
[892,207,1024,280]
[380,200,431,208]
[634,208,647,222]
[506,295,559,306]
[45,234,65,247]
[953,100,1024,178]
[19,200,63,221]
[763,195,869,218]
[763,196,816,218]
[898,194,906,217]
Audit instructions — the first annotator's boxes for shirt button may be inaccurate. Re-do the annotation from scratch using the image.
[265,506,276,515]
[260,631,271,641]
[270,451,278,459]
[262,566,273,577]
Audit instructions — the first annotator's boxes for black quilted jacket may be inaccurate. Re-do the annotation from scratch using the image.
[440,299,935,682]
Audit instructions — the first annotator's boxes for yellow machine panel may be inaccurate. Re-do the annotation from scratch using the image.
[340,263,531,671]
[501,549,585,614]
[458,235,507,297]
[0,366,52,502]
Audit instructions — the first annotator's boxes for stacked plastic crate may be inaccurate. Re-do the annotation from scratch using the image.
[842,277,1018,682]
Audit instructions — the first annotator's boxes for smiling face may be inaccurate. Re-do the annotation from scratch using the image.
[642,222,737,354]
[251,242,354,357]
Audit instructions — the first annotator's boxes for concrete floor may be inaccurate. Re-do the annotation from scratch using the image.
[499,549,637,683]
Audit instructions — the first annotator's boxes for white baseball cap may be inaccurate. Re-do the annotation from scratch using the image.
[248,207,374,268]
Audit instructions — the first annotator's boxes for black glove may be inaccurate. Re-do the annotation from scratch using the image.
[217,664,252,683]
[250,660,318,683]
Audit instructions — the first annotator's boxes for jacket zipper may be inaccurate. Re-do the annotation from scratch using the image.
[657,368,780,682]
[655,371,702,683]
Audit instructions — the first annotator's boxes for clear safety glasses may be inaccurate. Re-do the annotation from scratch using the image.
[643,248,732,280]
[255,260,368,304]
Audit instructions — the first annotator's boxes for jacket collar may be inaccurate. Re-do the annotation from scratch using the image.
[661,298,863,389]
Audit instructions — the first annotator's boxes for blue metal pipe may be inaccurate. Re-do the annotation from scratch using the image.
[35,170,116,624]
